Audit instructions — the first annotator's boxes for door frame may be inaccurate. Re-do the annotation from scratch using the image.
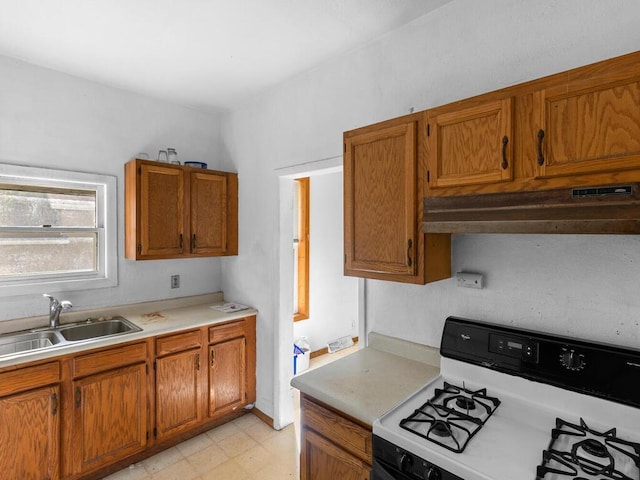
[274,156,366,429]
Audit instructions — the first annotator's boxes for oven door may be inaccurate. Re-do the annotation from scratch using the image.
[370,459,415,480]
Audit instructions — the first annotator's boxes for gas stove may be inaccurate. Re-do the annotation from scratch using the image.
[371,317,640,480]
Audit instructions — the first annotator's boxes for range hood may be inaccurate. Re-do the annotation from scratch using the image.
[422,184,640,234]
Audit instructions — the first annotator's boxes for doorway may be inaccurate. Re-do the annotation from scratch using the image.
[275,158,362,429]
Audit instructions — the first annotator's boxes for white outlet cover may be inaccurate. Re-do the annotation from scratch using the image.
[456,272,483,289]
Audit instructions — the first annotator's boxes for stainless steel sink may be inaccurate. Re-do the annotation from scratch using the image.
[58,317,141,342]
[0,330,64,357]
[0,316,142,359]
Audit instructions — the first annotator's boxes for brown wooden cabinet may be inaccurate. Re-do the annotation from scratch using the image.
[343,113,451,284]
[534,69,640,181]
[426,98,514,189]
[424,50,640,199]
[208,321,249,417]
[125,159,238,260]
[69,343,148,475]
[0,314,257,480]
[300,394,371,480]
[155,330,203,441]
[0,362,60,480]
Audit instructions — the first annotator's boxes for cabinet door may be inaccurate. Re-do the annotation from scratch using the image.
[301,428,370,480]
[72,364,147,473]
[190,171,228,255]
[344,121,418,278]
[156,350,202,441]
[427,98,514,189]
[535,78,640,179]
[139,163,185,257]
[209,337,246,416]
[0,386,60,480]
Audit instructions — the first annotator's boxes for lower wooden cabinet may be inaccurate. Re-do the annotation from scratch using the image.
[0,361,61,480]
[155,330,203,441]
[300,393,372,480]
[70,343,148,475]
[0,385,60,480]
[0,314,257,480]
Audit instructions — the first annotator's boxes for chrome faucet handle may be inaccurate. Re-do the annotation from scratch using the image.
[60,300,73,310]
[43,293,58,307]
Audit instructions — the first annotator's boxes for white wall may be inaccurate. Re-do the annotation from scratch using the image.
[0,55,224,321]
[220,0,640,423]
[293,172,358,353]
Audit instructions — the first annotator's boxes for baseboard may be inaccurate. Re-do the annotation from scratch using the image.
[310,336,358,359]
[251,406,274,428]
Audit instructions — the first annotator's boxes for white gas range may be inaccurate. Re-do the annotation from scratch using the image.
[372,317,640,480]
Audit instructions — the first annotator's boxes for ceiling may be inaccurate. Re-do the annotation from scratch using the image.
[0,0,450,112]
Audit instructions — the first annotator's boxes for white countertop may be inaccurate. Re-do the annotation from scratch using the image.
[0,293,257,369]
[290,333,440,427]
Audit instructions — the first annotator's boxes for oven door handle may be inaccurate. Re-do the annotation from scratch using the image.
[371,459,412,480]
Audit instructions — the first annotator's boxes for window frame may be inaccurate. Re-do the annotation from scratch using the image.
[293,177,309,322]
[0,163,118,296]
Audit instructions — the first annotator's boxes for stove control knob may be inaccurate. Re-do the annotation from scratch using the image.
[398,452,412,472]
[560,349,585,371]
[424,466,441,480]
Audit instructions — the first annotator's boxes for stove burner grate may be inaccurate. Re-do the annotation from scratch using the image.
[536,418,640,480]
[399,381,501,453]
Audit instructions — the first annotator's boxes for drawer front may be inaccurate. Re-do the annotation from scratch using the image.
[156,330,202,356]
[73,342,147,378]
[301,395,372,464]
[0,362,60,397]
[209,320,245,344]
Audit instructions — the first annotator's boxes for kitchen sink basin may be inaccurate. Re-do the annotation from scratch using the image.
[58,317,142,342]
[0,330,63,357]
[0,316,142,360]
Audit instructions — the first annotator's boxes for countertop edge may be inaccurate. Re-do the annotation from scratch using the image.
[0,293,257,369]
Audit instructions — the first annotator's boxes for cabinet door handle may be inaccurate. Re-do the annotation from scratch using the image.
[51,392,58,416]
[210,350,215,366]
[501,135,509,170]
[75,387,81,408]
[191,234,197,250]
[179,233,183,250]
[537,129,545,166]
[196,353,201,371]
[407,239,413,267]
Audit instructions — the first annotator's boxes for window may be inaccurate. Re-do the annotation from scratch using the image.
[293,177,309,321]
[0,163,117,296]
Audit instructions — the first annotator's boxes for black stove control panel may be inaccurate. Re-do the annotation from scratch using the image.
[440,316,640,409]
[489,333,539,363]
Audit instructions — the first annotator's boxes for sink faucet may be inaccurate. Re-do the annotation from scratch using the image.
[43,294,73,328]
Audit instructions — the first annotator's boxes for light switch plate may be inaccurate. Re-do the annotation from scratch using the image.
[456,271,483,289]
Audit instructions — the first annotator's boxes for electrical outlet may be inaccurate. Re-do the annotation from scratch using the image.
[456,271,483,289]
[170,275,180,289]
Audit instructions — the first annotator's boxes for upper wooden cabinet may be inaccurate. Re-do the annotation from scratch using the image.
[125,159,238,260]
[427,98,514,189]
[534,71,640,180]
[425,50,640,198]
[343,114,451,284]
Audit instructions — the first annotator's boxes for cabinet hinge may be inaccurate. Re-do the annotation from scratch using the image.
[196,353,201,371]
[427,170,430,183]
[343,143,346,153]
[344,253,347,264]
[137,243,142,254]
[153,427,158,438]
[427,124,430,136]
[138,167,141,175]
[153,361,157,371]
[51,392,58,416]
[146,364,149,374]
[146,431,149,441]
